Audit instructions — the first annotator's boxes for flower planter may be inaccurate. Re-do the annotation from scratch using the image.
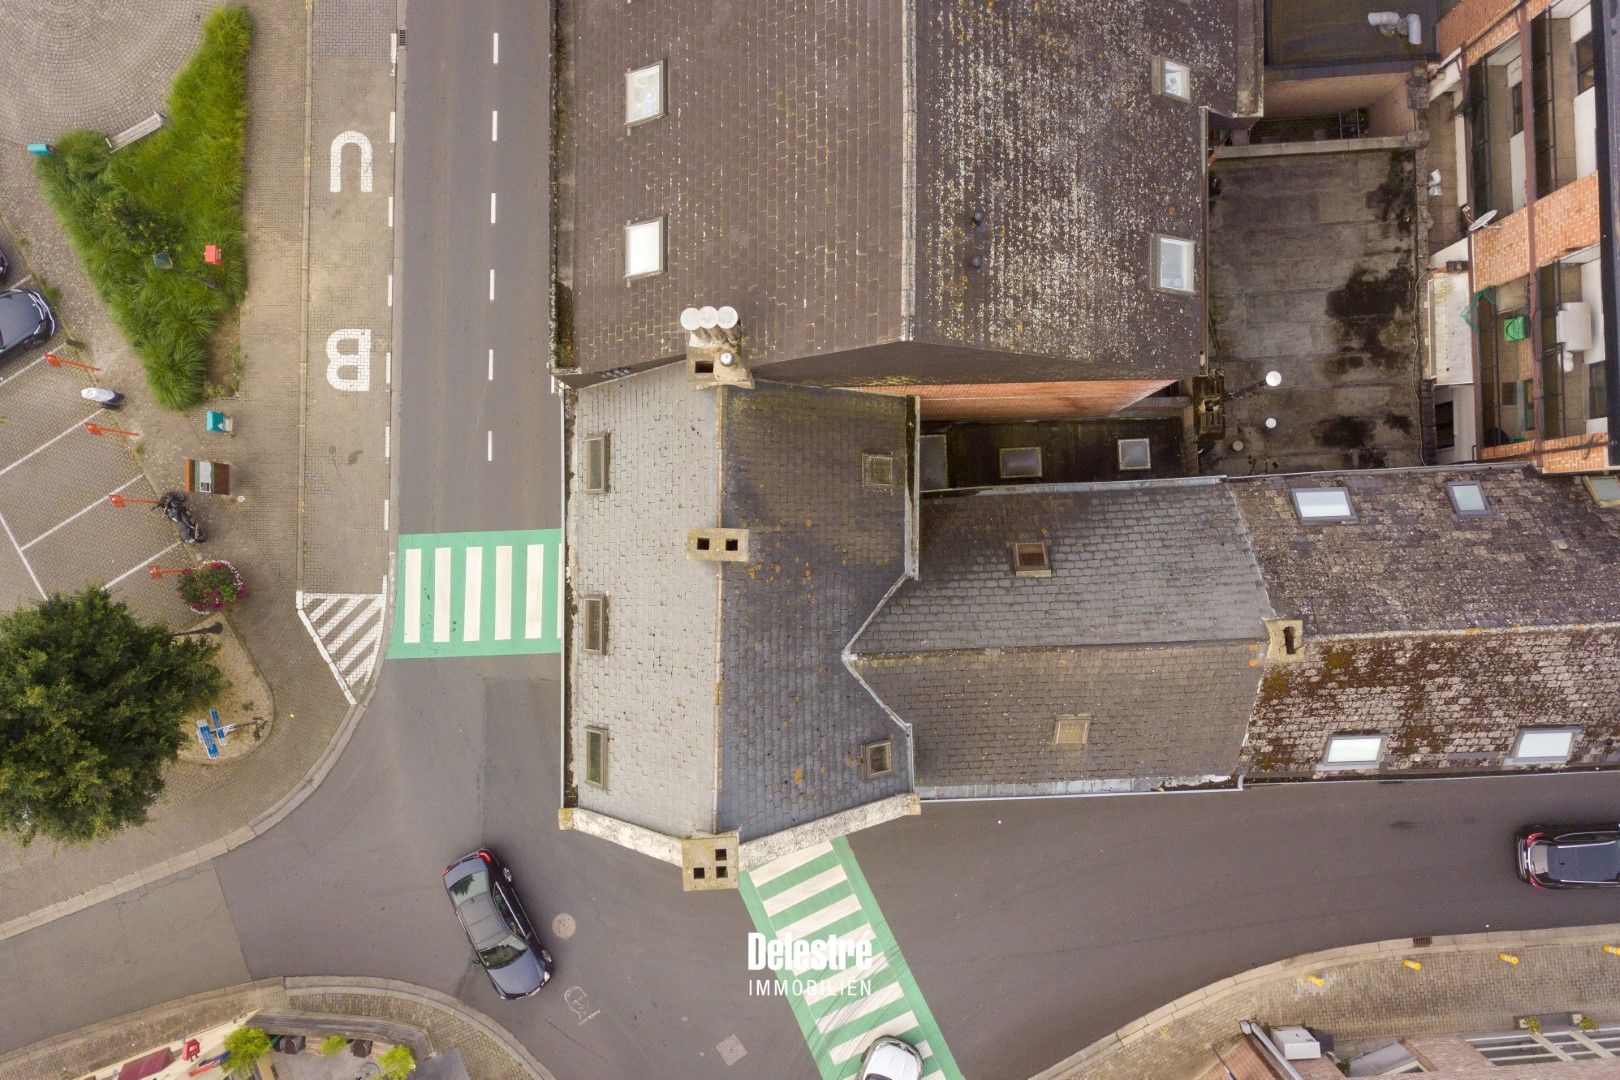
[180,559,244,613]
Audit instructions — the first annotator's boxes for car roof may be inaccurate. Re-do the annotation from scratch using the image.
[0,290,42,349]
[1546,836,1620,883]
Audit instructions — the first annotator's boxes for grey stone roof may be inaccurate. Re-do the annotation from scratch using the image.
[717,383,913,839]
[1242,626,1620,776]
[555,0,1262,386]
[855,480,1273,654]
[855,642,1262,797]
[1229,466,1620,635]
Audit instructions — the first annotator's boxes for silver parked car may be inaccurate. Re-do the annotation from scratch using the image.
[857,1035,923,1080]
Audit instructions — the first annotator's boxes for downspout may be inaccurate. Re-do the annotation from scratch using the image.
[1594,0,1620,466]
[1515,5,1547,459]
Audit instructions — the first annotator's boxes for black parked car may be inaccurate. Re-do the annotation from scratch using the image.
[442,849,552,998]
[0,288,56,360]
[0,246,9,283]
[1517,825,1620,888]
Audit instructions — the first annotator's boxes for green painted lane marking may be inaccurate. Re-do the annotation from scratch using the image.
[741,837,963,1080]
[389,529,562,658]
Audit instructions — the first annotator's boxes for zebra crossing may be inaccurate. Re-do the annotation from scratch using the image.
[740,838,961,1080]
[297,588,386,704]
[389,529,563,659]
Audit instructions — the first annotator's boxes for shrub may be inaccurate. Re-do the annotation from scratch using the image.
[223,1027,271,1078]
[378,1045,415,1079]
[178,563,244,610]
[319,1035,349,1056]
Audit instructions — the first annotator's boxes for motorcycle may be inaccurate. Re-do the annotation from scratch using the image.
[154,491,203,545]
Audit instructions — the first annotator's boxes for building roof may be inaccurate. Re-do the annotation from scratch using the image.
[568,366,913,842]
[856,480,1274,654]
[1228,466,1620,635]
[553,0,1262,387]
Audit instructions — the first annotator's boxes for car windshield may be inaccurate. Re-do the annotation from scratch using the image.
[448,866,488,901]
[478,935,530,969]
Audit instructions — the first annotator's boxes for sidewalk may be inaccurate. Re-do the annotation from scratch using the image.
[1035,923,1620,1080]
[0,0,374,934]
[0,976,555,1080]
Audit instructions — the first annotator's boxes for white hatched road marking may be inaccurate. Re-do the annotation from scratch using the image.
[748,842,835,888]
[297,590,386,701]
[403,548,422,643]
[763,866,848,919]
[813,981,906,1036]
[432,546,452,642]
[463,546,483,641]
[828,1010,919,1065]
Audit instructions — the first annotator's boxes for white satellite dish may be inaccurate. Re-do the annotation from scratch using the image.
[1467,209,1499,233]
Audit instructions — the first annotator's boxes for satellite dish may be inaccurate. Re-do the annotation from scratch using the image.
[716,305,739,330]
[679,307,703,332]
[1467,209,1498,233]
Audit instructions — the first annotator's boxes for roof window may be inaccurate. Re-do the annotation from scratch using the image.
[1053,716,1090,746]
[585,726,609,788]
[1153,235,1196,294]
[1012,541,1051,577]
[1291,487,1355,522]
[625,61,665,126]
[1582,475,1620,506]
[1154,57,1191,101]
[624,217,665,279]
[1446,480,1490,516]
[1512,727,1577,764]
[1321,734,1385,768]
[1117,437,1152,471]
[582,595,607,654]
[863,739,894,777]
[862,453,895,490]
[582,433,609,493]
[999,446,1043,479]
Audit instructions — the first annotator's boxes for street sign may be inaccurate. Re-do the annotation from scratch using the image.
[197,722,219,759]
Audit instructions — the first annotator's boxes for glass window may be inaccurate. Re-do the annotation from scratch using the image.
[1584,475,1620,505]
[1447,481,1490,515]
[1591,360,1607,417]
[999,446,1043,479]
[1577,32,1596,94]
[1435,400,1456,450]
[1053,716,1090,746]
[1291,487,1355,521]
[1323,734,1385,766]
[582,596,607,654]
[624,218,665,279]
[1012,541,1051,577]
[1117,437,1152,471]
[1154,57,1191,101]
[1154,235,1195,294]
[625,61,665,125]
[585,726,608,786]
[1513,727,1577,762]
[582,434,608,493]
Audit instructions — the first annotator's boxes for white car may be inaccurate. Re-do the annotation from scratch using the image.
[857,1036,923,1080]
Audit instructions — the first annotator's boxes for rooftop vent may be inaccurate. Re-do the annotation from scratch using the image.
[1012,541,1051,577]
[687,527,749,562]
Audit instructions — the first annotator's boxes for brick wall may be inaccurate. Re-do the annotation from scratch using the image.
[1473,173,1602,289]
[861,378,1173,420]
[1439,0,1556,59]
[1483,430,1610,472]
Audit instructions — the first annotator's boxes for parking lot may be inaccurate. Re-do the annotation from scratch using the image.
[0,245,194,626]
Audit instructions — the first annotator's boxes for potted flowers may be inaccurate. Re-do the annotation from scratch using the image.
[178,560,245,613]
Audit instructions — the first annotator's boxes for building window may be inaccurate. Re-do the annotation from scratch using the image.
[1577,31,1596,94]
[585,727,609,788]
[582,434,609,493]
[1053,715,1090,746]
[1153,235,1196,294]
[1117,437,1152,471]
[1322,734,1385,768]
[1291,487,1355,522]
[1447,480,1490,516]
[999,446,1043,479]
[1591,360,1607,416]
[1011,541,1051,577]
[1154,56,1191,101]
[624,217,665,279]
[1583,474,1620,506]
[862,453,895,490]
[1512,727,1578,763]
[1435,400,1456,450]
[863,739,894,777]
[582,595,607,654]
[625,61,665,126]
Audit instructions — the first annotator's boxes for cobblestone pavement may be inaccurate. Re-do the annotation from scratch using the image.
[0,0,354,931]
[1038,923,1620,1080]
[0,977,552,1080]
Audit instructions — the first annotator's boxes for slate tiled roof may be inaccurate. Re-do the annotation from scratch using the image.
[1229,466,1620,635]
[855,642,1263,797]
[1242,627,1620,776]
[856,480,1273,654]
[717,383,913,839]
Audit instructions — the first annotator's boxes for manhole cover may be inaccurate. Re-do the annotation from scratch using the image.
[552,912,576,939]
[717,1035,746,1066]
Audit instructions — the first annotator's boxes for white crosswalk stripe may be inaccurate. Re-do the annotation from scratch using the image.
[297,589,386,703]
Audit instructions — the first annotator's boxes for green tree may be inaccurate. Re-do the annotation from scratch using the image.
[0,587,223,845]
[223,1026,271,1078]
[378,1045,416,1079]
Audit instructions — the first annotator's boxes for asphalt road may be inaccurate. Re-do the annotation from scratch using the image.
[4,6,1620,1080]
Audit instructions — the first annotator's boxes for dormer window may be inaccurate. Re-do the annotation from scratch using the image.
[1012,541,1051,577]
[1152,235,1195,294]
[1154,57,1191,101]
[625,61,665,126]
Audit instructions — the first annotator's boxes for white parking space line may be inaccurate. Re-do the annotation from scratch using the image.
[0,353,46,385]
[494,545,513,640]
[106,542,179,591]
[0,412,101,478]
[402,546,421,643]
[492,31,499,64]
[490,191,497,223]
[463,546,483,642]
[0,506,45,599]
[22,476,141,550]
[491,110,499,141]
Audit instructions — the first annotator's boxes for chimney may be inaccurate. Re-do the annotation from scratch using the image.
[680,305,752,388]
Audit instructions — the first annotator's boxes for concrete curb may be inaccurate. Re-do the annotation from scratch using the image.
[1029,922,1620,1079]
[0,976,553,1080]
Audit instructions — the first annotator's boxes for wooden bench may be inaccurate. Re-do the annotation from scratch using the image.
[107,112,165,151]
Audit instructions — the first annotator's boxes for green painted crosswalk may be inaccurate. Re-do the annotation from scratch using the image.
[389,529,563,659]
[741,838,961,1080]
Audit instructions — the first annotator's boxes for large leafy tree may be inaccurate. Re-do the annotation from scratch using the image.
[0,587,223,845]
